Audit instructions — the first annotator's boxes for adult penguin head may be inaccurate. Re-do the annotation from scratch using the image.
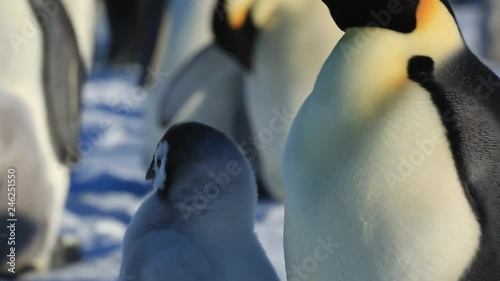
[321,0,456,34]
[212,0,258,69]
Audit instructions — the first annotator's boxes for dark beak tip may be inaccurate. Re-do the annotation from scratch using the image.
[145,169,155,181]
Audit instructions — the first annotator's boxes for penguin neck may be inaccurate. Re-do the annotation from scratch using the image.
[323,0,463,120]
[224,0,253,30]
[124,192,255,250]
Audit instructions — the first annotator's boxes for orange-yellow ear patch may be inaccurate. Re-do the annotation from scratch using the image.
[416,0,440,29]
[226,0,252,30]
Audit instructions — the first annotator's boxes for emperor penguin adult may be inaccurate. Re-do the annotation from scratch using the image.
[0,0,85,275]
[105,0,167,70]
[120,122,279,281]
[284,0,500,280]
[159,0,343,200]
[143,0,215,165]
[149,0,265,195]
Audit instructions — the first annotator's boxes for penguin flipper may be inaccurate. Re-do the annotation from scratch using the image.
[158,43,243,126]
[29,0,85,165]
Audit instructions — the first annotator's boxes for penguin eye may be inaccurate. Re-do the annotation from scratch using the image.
[156,159,161,168]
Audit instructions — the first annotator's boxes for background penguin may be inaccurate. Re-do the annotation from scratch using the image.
[143,0,215,166]
[242,0,343,200]
[119,122,279,281]
[104,0,167,73]
[159,0,343,201]
[284,0,500,280]
[0,0,87,275]
[149,0,268,196]
[61,0,97,73]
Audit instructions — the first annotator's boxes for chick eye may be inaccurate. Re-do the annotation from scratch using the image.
[156,159,161,168]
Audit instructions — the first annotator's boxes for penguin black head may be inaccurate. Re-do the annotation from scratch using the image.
[146,122,256,211]
[321,0,455,33]
[213,0,258,69]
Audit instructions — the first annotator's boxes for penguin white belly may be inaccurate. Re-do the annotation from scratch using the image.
[61,0,97,72]
[284,83,481,281]
[144,0,215,163]
[245,0,343,200]
[0,2,69,271]
[0,91,68,272]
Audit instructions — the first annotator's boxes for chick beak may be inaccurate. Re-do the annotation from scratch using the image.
[145,168,156,182]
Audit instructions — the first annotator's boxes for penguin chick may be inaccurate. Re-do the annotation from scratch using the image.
[119,122,279,281]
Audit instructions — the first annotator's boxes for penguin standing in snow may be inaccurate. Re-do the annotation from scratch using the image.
[120,122,279,281]
[161,0,343,200]
[0,0,86,275]
[152,0,265,195]
[143,0,216,165]
[284,0,500,280]
[61,0,97,74]
[241,0,343,200]
[104,0,167,69]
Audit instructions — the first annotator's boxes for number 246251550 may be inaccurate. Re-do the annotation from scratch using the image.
[7,168,16,214]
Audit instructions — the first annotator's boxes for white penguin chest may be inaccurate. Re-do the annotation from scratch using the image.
[284,83,481,281]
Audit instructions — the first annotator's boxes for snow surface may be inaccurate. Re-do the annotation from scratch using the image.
[17,4,500,281]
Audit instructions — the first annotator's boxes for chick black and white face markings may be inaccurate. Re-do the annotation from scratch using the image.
[146,122,247,200]
[146,140,169,192]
